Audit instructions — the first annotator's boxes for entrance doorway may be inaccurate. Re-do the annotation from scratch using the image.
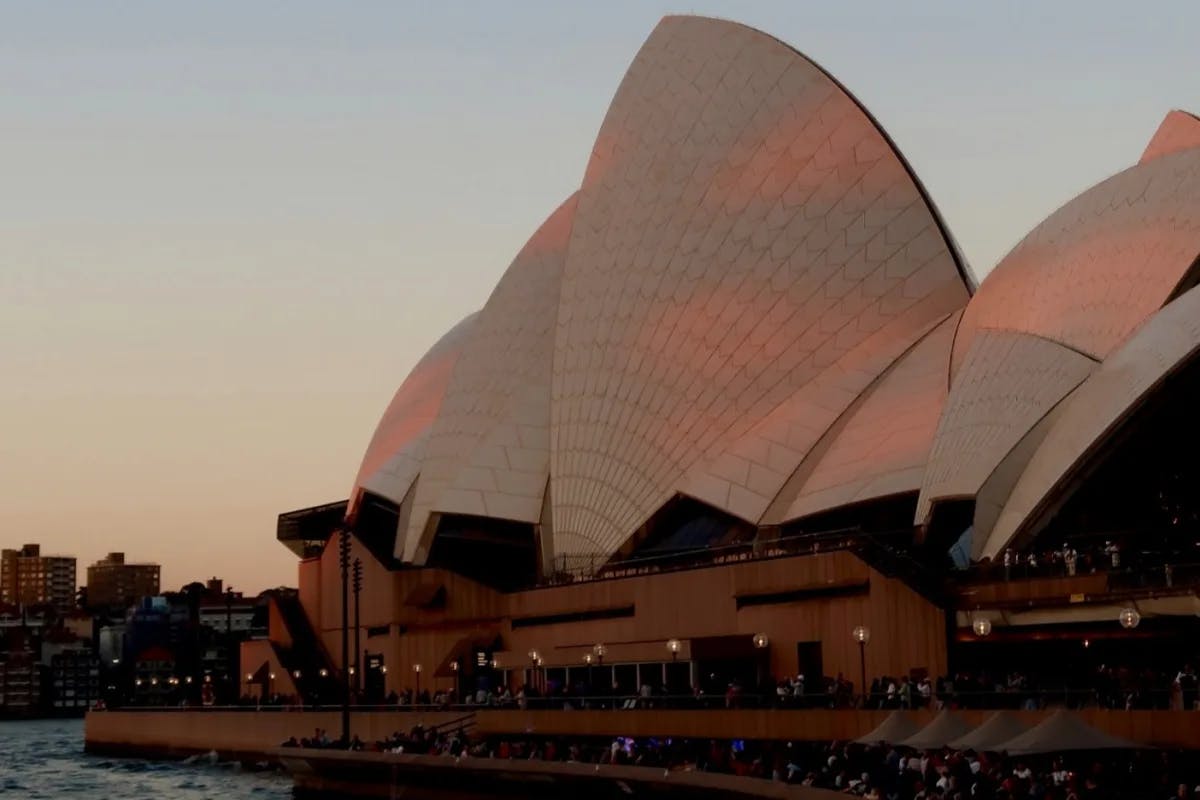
[364,652,385,702]
[796,641,823,682]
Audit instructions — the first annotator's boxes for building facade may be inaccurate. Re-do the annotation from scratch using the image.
[0,629,41,716]
[41,634,101,714]
[0,544,77,612]
[86,552,161,610]
[48,648,100,713]
[249,16,1200,705]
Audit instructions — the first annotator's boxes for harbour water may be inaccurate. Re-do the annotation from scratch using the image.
[0,719,291,800]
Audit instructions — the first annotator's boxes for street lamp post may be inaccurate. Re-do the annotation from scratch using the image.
[352,558,363,695]
[752,634,769,698]
[338,524,352,744]
[852,625,870,707]
[527,650,541,693]
[224,587,234,701]
[593,644,608,707]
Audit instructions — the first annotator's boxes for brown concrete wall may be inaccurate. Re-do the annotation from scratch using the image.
[304,542,947,695]
[86,707,1200,757]
[297,557,322,630]
[84,710,471,758]
[955,573,1107,607]
[239,640,298,699]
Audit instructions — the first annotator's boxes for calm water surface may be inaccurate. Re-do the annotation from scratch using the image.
[0,718,291,800]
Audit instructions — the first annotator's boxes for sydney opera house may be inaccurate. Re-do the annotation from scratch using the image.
[248,16,1200,707]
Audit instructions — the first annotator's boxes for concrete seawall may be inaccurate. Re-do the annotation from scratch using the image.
[85,708,1200,799]
[83,709,471,761]
[85,707,1200,761]
[278,749,845,800]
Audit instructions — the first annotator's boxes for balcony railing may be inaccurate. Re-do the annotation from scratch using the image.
[94,686,1199,713]
[542,528,922,587]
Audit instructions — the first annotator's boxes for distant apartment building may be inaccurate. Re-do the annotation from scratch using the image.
[197,578,256,635]
[48,648,100,713]
[132,645,176,705]
[0,544,77,612]
[0,603,48,634]
[0,657,40,715]
[86,552,160,609]
[0,630,41,715]
[41,632,100,713]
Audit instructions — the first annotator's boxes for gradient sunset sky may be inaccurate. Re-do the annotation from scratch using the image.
[3,1,1198,594]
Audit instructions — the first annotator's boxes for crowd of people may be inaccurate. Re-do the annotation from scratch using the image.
[250,659,1200,715]
[854,664,1200,713]
[973,538,1198,589]
[281,722,1200,799]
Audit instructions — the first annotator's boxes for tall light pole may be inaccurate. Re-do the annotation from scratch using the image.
[584,652,594,701]
[224,587,234,701]
[753,633,769,698]
[352,558,363,696]
[528,649,540,694]
[852,625,870,707]
[338,525,352,744]
[593,644,607,706]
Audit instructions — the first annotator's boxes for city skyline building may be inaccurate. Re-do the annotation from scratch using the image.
[85,552,161,610]
[0,544,77,613]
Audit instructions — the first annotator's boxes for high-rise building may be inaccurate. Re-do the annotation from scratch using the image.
[41,631,101,714]
[0,628,41,715]
[85,553,160,610]
[0,545,76,612]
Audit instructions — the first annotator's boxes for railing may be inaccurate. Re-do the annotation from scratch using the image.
[428,711,477,736]
[1107,561,1200,591]
[543,521,1200,599]
[95,688,1200,713]
[543,528,915,586]
[960,557,1200,594]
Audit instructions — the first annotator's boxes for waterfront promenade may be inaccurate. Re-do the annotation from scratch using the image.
[85,705,1200,760]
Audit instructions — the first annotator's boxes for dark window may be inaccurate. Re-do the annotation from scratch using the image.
[511,605,635,629]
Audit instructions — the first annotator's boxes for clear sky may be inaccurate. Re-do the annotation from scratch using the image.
[2,1,1197,594]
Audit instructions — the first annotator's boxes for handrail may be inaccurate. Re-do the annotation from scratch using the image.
[542,528,916,587]
[428,711,477,734]
[94,686,1195,713]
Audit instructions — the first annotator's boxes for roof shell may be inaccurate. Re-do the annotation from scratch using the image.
[1139,110,1200,165]
[772,311,959,523]
[352,312,478,509]
[403,195,577,562]
[549,15,970,557]
[950,146,1200,374]
[919,142,1200,528]
[981,284,1200,558]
